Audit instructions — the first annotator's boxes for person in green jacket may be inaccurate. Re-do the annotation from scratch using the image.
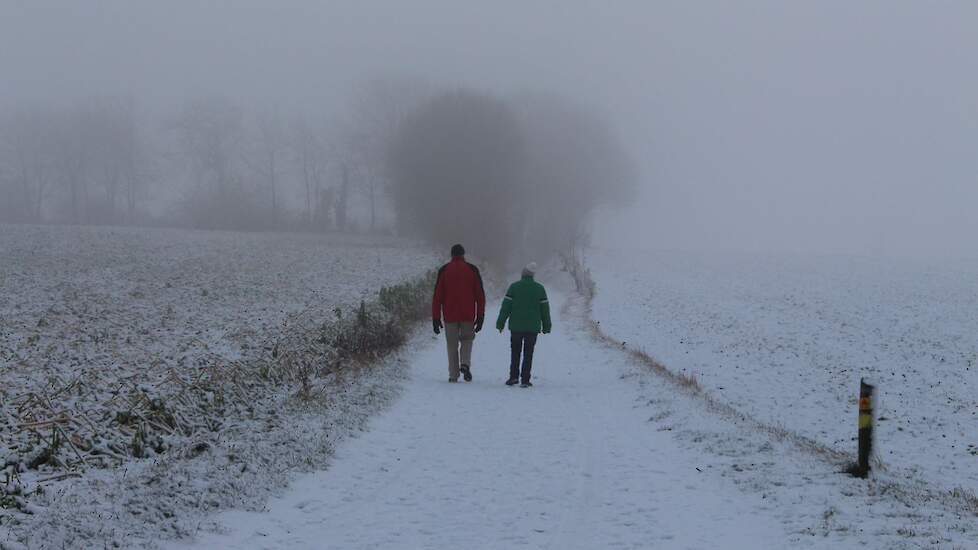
[496,262,552,387]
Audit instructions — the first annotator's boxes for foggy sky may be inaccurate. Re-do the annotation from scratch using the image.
[3,1,976,258]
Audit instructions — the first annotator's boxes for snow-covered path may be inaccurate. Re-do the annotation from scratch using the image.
[168,291,791,550]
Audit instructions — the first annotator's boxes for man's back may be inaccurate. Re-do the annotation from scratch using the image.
[432,256,486,323]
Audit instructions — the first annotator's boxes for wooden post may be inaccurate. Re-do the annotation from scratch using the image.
[852,378,876,477]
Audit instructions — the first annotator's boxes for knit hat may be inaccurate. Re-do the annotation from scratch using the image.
[522,262,538,278]
[451,244,465,257]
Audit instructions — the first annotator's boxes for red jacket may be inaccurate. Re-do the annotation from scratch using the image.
[432,256,486,323]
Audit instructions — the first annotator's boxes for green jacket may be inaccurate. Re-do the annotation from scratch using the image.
[496,275,552,334]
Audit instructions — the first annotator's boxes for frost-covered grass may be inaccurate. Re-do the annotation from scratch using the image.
[0,224,439,548]
[589,248,978,498]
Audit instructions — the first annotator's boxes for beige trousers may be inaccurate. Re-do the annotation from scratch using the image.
[444,322,475,380]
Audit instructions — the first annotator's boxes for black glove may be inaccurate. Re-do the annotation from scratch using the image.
[474,316,484,333]
[433,319,442,334]
[542,327,551,335]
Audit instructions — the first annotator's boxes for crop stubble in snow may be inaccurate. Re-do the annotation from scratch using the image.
[0,224,438,549]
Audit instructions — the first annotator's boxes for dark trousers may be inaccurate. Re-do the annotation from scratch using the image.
[509,332,538,383]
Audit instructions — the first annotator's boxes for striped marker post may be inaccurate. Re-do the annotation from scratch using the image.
[854,378,876,477]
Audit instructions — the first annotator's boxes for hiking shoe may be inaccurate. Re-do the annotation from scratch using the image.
[505,378,519,386]
[460,365,472,382]
[448,377,458,383]
[520,381,533,388]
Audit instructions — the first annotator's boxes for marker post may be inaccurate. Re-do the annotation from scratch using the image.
[852,378,876,477]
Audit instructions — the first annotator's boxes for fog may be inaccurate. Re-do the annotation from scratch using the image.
[2,1,976,259]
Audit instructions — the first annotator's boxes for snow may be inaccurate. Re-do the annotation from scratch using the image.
[589,248,978,546]
[588,249,978,492]
[151,264,978,549]
[168,284,801,550]
[5,230,977,548]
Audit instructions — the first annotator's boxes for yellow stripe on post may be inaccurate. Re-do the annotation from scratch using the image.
[859,413,873,429]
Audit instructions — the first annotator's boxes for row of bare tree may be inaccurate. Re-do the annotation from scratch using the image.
[1,80,635,264]
[0,77,429,232]
[0,98,142,226]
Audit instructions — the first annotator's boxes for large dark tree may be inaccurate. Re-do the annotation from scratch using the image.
[388,89,636,267]
[387,90,526,265]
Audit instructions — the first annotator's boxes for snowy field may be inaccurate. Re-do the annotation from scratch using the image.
[4,229,976,549]
[589,248,978,500]
[0,224,438,548]
[163,276,977,549]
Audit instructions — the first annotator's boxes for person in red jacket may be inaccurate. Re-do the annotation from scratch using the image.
[432,244,486,382]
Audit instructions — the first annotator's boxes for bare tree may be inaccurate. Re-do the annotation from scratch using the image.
[98,97,146,224]
[174,97,244,197]
[290,117,319,225]
[173,97,258,229]
[49,107,93,225]
[120,101,147,224]
[342,76,430,232]
[336,162,350,232]
[289,116,338,230]
[1,109,56,222]
[251,110,285,224]
[322,116,355,233]
[82,97,146,224]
